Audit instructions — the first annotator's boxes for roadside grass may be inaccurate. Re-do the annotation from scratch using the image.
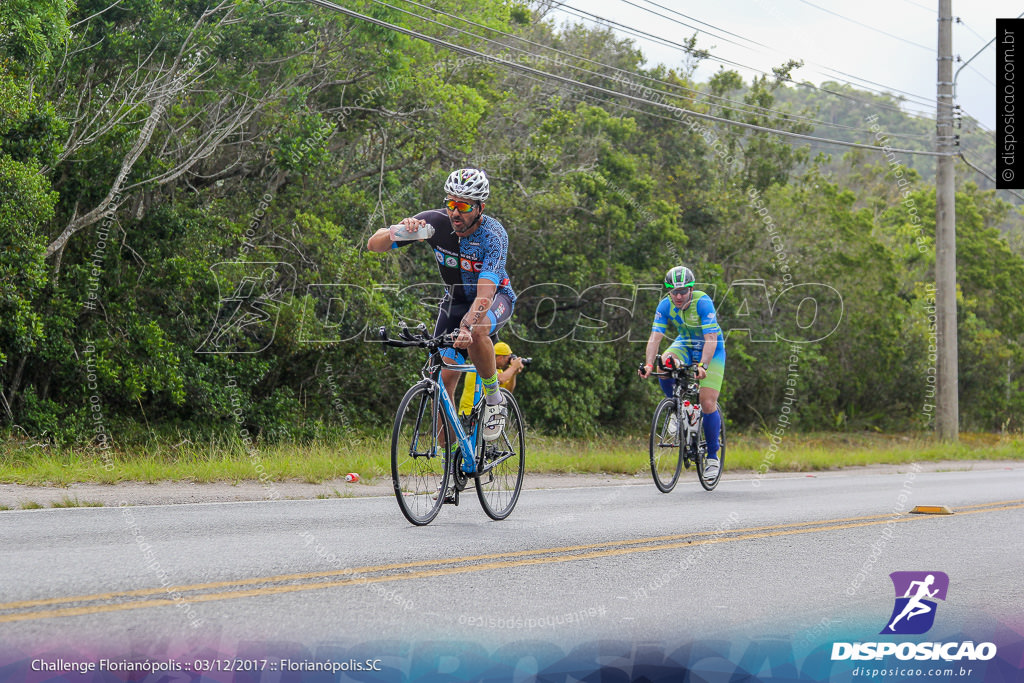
[50,496,104,508]
[0,432,1020,486]
[531,432,1024,474]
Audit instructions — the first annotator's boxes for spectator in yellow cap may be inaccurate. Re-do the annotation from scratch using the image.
[459,341,525,416]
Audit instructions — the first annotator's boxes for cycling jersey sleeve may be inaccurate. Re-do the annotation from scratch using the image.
[695,295,722,336]
[478,226,509,287]
[652,297,671,334]
[388,210,450,250]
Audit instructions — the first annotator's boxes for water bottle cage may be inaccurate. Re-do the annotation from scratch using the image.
[688,410,700,426]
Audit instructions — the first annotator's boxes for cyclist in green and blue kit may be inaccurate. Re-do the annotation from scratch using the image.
[639,266,725,478]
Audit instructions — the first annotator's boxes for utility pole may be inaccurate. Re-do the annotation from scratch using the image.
[935,0,958,440]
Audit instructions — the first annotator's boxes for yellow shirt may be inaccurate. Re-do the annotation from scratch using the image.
[458,371,515,415]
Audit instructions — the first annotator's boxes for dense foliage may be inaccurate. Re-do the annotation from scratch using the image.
[1,0,1021,445]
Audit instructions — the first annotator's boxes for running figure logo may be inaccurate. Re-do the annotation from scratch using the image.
[881,571,949,635]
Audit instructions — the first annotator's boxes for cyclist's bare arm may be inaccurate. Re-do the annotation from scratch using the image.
[700,333,717,362]
[641,330,664,378]
[366,229,392,252]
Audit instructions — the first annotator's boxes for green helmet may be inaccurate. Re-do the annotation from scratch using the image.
[664,266,695,290]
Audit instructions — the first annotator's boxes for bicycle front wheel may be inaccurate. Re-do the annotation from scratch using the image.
[650,398,683,493]
[391,382,451,526]
[475,389,525,520]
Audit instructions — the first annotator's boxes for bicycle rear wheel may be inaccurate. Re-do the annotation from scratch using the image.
[475,389,525,520]
[649,398,683,493]
[696,404,724,491]
[391,382,451,525]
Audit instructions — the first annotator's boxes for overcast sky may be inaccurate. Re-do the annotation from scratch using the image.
[547,0,1008,134]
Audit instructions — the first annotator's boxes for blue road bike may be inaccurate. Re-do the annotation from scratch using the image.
[381,324,526,525]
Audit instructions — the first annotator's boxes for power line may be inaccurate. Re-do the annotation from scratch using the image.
[303,0,950,157]
[793,0,933,52]
[524,7,1019,231]
[957,153,1024,207]
[373,0,932,141]
[630,0,774,50]
[373,0,806,129]
[900,0,935,12]
[615,0,760,51]
[963,64,996,87]
[625,0,935,108]
[372,0,813,129]
[953,11,1024,127]
[554,1,937,119]
[952,20,999,88]
[958,107,994,135]
[555,2,763,74]
[810,64,934,107]
[955,17,988,45]
[579,78,923,160]
[384,0,934,141]
[510,63,922,164]
[955,10,1022,85]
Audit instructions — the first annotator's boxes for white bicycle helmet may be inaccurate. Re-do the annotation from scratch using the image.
[444,168,489,202]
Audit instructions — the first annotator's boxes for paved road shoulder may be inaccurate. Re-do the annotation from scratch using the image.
[1,460,1017,508]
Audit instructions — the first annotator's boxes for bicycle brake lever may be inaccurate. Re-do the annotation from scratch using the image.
[378,326,388,341]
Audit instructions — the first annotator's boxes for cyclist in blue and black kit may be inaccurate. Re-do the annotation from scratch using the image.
[367,168,515,442]
[639,266,725,478]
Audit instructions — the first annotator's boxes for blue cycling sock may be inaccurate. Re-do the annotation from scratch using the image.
[703,408,721,458]
[658,377,675,399]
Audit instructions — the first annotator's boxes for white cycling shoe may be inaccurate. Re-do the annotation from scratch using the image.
[481,400,507,442]
[666,414,679,438]
[703,457,720,479]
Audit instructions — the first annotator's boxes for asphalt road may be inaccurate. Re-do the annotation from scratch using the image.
[2,465,1022,677]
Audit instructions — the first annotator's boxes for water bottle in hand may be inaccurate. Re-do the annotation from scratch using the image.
[389,222,434,241]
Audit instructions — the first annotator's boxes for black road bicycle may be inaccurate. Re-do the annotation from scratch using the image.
[643,355,725,492]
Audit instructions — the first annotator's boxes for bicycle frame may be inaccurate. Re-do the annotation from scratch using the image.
[419,353,480,475]
[418,351,518,478]
[672,371,704,456]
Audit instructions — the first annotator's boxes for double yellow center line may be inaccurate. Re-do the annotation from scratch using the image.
[3,499,1021,624]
